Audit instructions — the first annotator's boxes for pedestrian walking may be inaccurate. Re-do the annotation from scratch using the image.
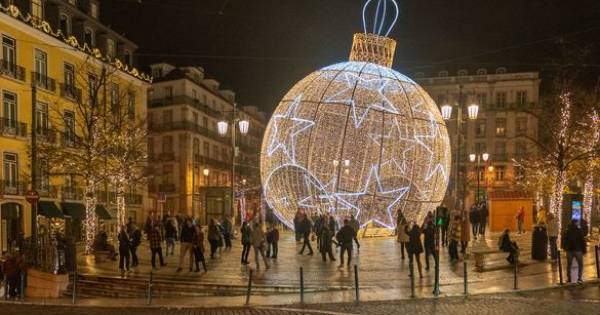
[177,218,196,272]
[448,212,462,263]
[2,252,23,299]
[469,204,480,241]
[165,219,177,257]
[436,204,449,247]
[516,206,525,234]
[562,220,587,284]
[406,221,424,278]
[208,219,221,259]
[129,224,141,268]
[251,220,269,270]
[294,211,303,242]
[299,216,314,255]
[193,225,207,272]
[349,215,361,250]
[118,226,131,276]
[397,212,409,259]
[266,224,279,259]
[320,225,336,262]
[460,210,471,254]
[547,212,559,260]
[221,217,233,250]
[422,213,435,271]
[148,224,166,269]
[336,219,355,267]
[241,221,252,264]
[478,202,488,236]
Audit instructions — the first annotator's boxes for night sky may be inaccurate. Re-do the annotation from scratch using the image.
[102,0,600,113]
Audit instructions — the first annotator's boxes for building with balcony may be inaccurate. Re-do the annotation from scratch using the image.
[0,0,150,251]
[415,67,540,231]
[147,63,266,225]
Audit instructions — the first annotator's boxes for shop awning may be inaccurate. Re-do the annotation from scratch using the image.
[37,201,64,218]
[95,204,111,220]
[1,203,21,219]
[60,202,86,220]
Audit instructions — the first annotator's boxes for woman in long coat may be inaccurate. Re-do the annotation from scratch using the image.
[397,212,410,259]
[460,210,471,254]
[405,221,424,278]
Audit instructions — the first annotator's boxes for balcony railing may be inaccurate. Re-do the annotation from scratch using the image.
[0,117,27,137]
[148,121,229,145]
[62,186,84,201]
[37,185,59,198]
[60,133,82,149]
[32,72,56,92]
[36,128,58,144]
[0,180,27,196]
[0,59,26,81]
[149,95,222,118]
[193,154,230,170]
[59,83,82,100]
[96,191,144,205]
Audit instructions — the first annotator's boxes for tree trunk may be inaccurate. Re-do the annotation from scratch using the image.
[583,173,594,225]
[84,183,98,255]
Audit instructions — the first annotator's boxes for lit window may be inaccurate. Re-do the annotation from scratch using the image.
[495,166,506,181]
[31,0,43,23]
[90,2,98,18]
[106,38,116,58]
[495,118,506,136]
[476,68,487,75]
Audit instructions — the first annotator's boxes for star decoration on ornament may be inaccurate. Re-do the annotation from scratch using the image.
[414,112,449,182]
[325,73,399,128]
[298,174,337,213]
[335,165,410,228]
[266,94,315,164]
[369,117,416,175]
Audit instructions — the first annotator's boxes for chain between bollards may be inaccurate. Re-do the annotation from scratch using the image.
[354,265,360,303]
[463,259,468,295]
[558,250,564,285]
[595,245,599,279]
[147,271,153,305]
[300,267,304,304]
[245,269,253,306]
[71,271,78,305]
[409,260,415,298]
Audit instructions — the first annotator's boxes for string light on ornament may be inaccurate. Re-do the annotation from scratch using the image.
[260,0,451,230]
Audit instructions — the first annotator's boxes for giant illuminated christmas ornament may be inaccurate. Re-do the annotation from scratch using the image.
[260,0,451,230]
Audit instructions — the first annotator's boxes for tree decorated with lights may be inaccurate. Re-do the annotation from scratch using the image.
[260,0,451,230]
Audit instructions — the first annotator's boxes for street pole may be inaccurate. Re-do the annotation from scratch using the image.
[476,156,481,204]
[191,164,196,219]
[231,104,236,225]
[454,85,463,212]
[30,83,38,265]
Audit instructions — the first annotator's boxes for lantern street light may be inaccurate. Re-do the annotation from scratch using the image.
[469,152,490,203]
[440,85,479,211]
[217,106,250,225]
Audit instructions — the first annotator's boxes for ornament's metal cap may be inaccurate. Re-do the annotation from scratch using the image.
[349,33,397,68]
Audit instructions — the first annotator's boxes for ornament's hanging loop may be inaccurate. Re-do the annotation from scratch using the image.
[362,0,399,37]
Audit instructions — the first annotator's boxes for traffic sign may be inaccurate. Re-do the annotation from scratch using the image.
[26,190,40,204]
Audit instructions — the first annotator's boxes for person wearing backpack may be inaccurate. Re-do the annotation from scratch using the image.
[129,224,142,267]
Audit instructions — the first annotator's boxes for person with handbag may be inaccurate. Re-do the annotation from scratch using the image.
[193,225,207,272]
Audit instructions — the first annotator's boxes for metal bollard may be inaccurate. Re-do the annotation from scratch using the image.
[299,267,304,304]
[19,272,24,302]
[147,271,153,305]
[463,260,468,295]
[513,252,518,290]
[558,250,564,285]
[71,271,77,305]
[433,251,440,297]
[3,275,7,300]
[245,269,253,305]
[595,245,599,279]
[409,261,415,298]
[354,265,360,303]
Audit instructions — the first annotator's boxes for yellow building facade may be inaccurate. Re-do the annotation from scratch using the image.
[0,2,150,253]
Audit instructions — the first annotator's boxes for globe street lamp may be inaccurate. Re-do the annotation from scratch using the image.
[441,86,479,211]
[469,152,490,203]
[218,110,250,225]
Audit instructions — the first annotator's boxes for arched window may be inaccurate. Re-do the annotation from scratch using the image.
[496,67,507,74]
[31,0,43,23]
[84,28,94,47]
[457,69,468,76]
[59,14,70,35]
[476,68,487,75]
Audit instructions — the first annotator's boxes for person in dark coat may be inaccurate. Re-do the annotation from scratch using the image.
[562,220,587,284]
[336,219,355,267]
[422,212,436,271]
[148,224,166,269]
[499,229,519,265]
[299,216,314,255]
[207,219,221,259]
[294,211,303,242]
[266,225,280,259]
[405,221,423,278]
[478,202,489,236]
[240,221,252,264]
[129,224,141,267]
[118,227,131,275]
[320,225,336,262]
[164,220,177,257]
[436,204,449,247]
[469,205,480,241]
[221,217,233,249]
[193,225,207,272]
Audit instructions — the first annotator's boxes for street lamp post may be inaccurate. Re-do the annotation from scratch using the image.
[441,85,479,212]
[218,107,249,225]
[469,153,490,204]
[202,168,209,223]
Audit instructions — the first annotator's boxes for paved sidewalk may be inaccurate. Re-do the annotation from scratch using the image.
[1,283,599,314]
